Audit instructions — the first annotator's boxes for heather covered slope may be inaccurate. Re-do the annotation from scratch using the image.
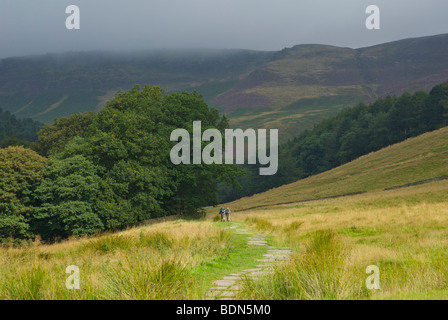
[214,34,448,137]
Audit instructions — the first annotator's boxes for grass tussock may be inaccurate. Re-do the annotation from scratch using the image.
[100,255,196,300]
[245,217,274,232]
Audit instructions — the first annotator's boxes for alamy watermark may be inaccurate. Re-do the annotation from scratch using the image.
[65,5,80,30]
[366,265,381,290]
[365,5,380,30]
[65,5,380,31]
[65,265,80,290]
[170,121,278,175]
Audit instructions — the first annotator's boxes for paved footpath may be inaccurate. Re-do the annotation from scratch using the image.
[204,222,291,300]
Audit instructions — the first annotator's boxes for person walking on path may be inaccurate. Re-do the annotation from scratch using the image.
[219,207,226,222]
[225,208,231,222]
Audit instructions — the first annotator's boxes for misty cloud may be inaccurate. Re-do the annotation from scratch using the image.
[1,0,447,58]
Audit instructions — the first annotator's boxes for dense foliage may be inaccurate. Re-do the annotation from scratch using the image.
[0,108,42,147]
[0,146,48,242]
[0,85,243,242]
[37,112,94,156]
[220,80,448,201]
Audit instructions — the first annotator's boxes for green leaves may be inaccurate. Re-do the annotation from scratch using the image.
[32,155,103,239]
[0,146,48,242]
[37,112,94,156]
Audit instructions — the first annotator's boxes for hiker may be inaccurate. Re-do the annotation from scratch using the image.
[219,207,226,222]
[225,207,231,222]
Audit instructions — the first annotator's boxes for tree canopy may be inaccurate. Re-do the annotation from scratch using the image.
[1,85,243,241]
[37,112,94,156]
[0,146,48,242]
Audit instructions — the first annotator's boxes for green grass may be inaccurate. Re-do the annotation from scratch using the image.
[378,289,448,300]
[215,124,448,300]
[191,222,268,298]
[338,226,382,237]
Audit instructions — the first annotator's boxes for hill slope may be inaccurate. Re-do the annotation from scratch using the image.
[0,49,274,123]
[214,34,448,137]
[2,34,448,138]
[226,126,448,211]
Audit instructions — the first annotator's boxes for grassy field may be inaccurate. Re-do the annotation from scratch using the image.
[0,217,268,299]
[231,181,448,299]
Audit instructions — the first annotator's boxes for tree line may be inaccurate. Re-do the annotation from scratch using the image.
[0,108,42,148]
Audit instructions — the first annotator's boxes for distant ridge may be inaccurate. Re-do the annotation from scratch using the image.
[1,34,448,139]
[213,33,448,137]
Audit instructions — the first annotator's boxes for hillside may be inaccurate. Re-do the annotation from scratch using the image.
[224,126,448,211]
[214,34,448,137]
[0,49,274,123]
[2,34,448,138]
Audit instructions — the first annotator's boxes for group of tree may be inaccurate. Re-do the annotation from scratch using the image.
[220,80,448,202]
[0,108,42,148]
[0,85,242,243]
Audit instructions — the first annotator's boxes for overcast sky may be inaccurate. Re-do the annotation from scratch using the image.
[1,0,448,58]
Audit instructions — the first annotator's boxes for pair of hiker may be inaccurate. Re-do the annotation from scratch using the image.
[219,207,231,222]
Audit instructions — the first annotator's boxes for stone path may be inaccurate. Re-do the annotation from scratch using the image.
[204,222,291,300]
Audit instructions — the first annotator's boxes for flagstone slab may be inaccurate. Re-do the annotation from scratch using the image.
[213,279,236,286]
[205,224,292,301]
[247,241,267,245]
[223,276,241,280]
[220,291,236,297]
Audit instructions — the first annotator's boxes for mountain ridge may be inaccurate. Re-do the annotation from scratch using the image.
[2,34,448,138]
[212,33,448,137]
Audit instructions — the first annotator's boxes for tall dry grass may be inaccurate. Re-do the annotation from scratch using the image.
[0,220,234,300]
[235,181,448,299]
[238,230,369,300]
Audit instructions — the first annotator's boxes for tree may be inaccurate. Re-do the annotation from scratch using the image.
[37,112,94,156]
[0,146,48,242]
[0,108,42,148]
[32,155,103,240]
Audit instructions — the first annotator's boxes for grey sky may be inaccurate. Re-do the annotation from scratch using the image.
[1,0,448,58]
